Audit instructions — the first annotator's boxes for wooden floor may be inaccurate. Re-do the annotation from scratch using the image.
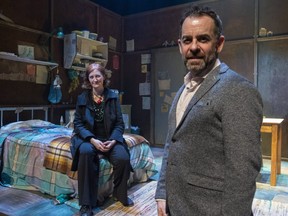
[3,146,288,216]
[0,147,164,216]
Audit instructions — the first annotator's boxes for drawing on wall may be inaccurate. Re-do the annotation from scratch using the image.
[18,45,34,59]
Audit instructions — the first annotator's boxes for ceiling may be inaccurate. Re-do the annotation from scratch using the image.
[91,0,199,16]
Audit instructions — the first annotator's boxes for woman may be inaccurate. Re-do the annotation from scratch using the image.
[71,63,134,216]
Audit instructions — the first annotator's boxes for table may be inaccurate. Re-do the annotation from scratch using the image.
[261,118,284,186]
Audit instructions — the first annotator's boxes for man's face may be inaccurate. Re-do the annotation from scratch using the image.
[178,15,225,77]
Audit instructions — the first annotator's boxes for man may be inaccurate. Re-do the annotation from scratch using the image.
[155,5,263,216]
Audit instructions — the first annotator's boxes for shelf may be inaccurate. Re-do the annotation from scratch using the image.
[0,53,58,70]
[64,33,108,69]
[256,35,288,42]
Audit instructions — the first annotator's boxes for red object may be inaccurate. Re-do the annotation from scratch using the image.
[113,55,119,70]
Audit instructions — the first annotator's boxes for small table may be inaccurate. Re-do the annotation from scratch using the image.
[261,118,284,186]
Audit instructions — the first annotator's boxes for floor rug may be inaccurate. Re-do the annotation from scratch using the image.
[94,180,157,216]
[86,180,288,216]
[253,183,288,216]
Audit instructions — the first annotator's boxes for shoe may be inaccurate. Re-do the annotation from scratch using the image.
[79,205,93,216]
[123,197,134,207]
[113,196,134,207]
[97,199,105,207]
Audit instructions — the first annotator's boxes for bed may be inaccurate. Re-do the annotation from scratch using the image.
[0,106,157,203]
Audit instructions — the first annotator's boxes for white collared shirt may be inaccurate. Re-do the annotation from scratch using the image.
[176,59,221,126]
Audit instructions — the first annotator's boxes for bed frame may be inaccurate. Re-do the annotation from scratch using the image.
[0,106,49,127]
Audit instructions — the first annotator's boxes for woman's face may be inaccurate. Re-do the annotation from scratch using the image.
[88,69,105,89]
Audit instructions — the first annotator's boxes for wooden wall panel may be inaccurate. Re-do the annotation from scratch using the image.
[259,0,288,36]
[52,0,98,34]
[209,0,255,40]
[1,0,50,31]
[98,8,123,52]
[123,52,151,141]
[123,6,183,50]
[220,40,255,82]
[106,51,122,91]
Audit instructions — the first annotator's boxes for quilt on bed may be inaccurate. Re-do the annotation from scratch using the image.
[0,120,157,196]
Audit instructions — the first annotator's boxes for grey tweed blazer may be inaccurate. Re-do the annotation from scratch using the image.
[155,62,263,216]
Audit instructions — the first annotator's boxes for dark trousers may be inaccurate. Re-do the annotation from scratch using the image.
[77,142,131,206]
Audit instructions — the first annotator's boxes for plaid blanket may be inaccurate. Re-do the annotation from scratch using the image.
[43,133,153,184]
[0,120,157,196]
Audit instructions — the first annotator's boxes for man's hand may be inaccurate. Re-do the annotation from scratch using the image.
[157,200,168,216]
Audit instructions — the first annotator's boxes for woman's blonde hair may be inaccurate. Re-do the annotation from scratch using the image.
[82,63,110,89]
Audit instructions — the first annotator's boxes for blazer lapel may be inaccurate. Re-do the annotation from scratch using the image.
[176,63,229,129]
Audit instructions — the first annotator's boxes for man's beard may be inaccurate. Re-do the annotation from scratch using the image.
[185,52,217,77]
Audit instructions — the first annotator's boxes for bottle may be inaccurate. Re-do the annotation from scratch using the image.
[60,115,64,126]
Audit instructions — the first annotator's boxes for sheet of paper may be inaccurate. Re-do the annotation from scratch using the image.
[126,39,134,52]
[163,94,173,105]
[139,82,150,95]
[142,97,150,110]
[141,54,151,64]
[36,65,48,84]
[109,36,117,50]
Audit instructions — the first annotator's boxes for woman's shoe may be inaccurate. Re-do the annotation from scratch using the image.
[123,197,134,207]
[79,205,93,216]
[113,196,134,207]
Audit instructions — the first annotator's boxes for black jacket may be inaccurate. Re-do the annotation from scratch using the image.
[70,88,125,171]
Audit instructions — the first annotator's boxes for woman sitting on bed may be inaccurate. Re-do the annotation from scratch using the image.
[71,63,134,216]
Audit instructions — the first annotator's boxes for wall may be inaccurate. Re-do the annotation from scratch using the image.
[0,0,123,124]
[122,0,288,157]
[1,0,288,156]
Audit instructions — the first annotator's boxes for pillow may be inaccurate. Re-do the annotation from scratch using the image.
[0,121,31,131]
[123,133,149,148]
[25,119,55,127]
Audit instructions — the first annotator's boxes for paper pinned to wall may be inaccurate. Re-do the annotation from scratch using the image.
[158,79,170,90]
[109,36,117,50]
[36,65,48,84]
[141,64,147,73]
[163,94,173,105]
[126,39,134,52]
[139,82,150,95]
[141,54,151,64]
[142,97,150,110]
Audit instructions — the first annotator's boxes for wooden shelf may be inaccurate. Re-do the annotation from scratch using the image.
[0,53,58,70]
[64,33,108,69]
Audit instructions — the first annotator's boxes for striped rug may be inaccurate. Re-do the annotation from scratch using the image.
[91,180,288,216]
[95,180,157,216]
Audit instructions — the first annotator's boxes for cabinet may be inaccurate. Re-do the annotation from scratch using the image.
[64,33,108,71]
